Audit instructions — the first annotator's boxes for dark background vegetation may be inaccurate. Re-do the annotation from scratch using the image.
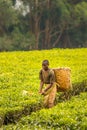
[0,0,87,51]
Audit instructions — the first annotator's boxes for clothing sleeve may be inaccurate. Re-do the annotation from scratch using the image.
[39,70,43,81]
[49,70,55,84]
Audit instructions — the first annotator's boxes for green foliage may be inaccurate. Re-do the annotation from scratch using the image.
[0,36,13,51]
[0,28,35,51]
[0,0,18,34]
[56,0,71,22]
[3,93,87,130]
[75,2,87,22]
[0,48,87,128]
[20,93,87,130]
[11,28,36,50]
[0,0,87,50]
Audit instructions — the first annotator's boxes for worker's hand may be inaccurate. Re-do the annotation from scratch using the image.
[41,90,45,95]
[39,90,42,94]
[39,90,45,95]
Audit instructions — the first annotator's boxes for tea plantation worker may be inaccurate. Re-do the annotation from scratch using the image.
[39,60,57,108]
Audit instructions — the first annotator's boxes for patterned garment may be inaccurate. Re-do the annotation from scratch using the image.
[43,83,57,108]
[39,69,57,108]
[39,69,55,84]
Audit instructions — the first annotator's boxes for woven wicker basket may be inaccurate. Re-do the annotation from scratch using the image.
[53,68,72,91]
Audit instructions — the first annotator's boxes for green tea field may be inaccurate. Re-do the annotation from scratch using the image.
[0,48,87,129]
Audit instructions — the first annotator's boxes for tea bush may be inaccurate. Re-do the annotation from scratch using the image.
[0,48,87,128]
[4,92,87,130]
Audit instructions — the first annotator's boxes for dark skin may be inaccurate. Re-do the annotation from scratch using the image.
[39,63,53,95]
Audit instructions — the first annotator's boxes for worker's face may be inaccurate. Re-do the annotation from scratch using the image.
[42,63,49,71]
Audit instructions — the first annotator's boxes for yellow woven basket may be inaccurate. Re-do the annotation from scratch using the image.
[53,68,72,91]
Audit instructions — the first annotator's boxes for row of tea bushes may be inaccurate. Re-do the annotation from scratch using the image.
[0,48,87,127]
[3,92,87,130]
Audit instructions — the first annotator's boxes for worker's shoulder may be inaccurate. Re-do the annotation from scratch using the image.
[39,69,54,74]
[39,69,42,74]
[49,69,54,75]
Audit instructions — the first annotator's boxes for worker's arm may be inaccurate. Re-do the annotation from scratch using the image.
[39,69,44,94]
[44,83,53,92]
[41,83,53,95]
[42,70,55,95]
[39,80,44,94]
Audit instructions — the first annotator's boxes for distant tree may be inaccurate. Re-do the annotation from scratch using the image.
[0,0,18,36]
[0,0,87,51]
